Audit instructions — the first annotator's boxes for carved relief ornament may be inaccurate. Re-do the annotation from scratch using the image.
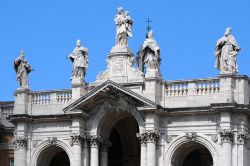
[219,130,234,143]
[185,132,197,142]
[88,135,103,147]
[70,134,86,146]
[13,137,28,150]
[237,131,248,145]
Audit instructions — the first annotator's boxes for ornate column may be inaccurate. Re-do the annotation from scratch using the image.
[219,130,233,166]
[145,131,159,166]
[89,136,103,166]
[70,134,85,166]
[137,133,147,166]
[13,137,28,166]
[82,139,89,166]
[100,140,110,166]
[237,131,248,166]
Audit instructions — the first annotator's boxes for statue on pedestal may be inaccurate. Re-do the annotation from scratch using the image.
[114,7,133,48]
[137,30,160,73]
[68,39,88,81]
[215,27,240,74]
[14,50,32,89]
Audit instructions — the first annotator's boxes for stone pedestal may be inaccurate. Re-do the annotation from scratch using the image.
[96,47,143,83]
[71,77,86,100]
[218,74,235,103]
[14,89,30,114]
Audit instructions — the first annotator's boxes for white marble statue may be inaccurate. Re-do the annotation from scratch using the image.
[14,50,32,89]
[68,39,88,80]
[137,30,160,72]
[115,7,133,48]
[215,27,240,74]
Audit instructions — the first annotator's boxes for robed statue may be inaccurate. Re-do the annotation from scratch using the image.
[215,27,240,74]
[115,7,133,47]
[14,50,32,89]
[68,39,88,80]
[137,31,160,73]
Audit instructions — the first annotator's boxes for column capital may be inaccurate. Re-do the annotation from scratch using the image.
[88,135,103,147]
[136,133,147,146]
[70,133,86,146]
[145,130,160,143]
[219,130,234,143]
[237,131,248,145]
[13,137,28,150]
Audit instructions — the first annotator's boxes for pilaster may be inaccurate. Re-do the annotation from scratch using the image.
[13,137,28,166]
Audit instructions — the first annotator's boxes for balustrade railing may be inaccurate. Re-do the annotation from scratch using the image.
[0,102,14,120]
[165,78,220,97]
[31,90,72,105]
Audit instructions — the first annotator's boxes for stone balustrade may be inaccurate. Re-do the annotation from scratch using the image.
[31,90,72,105]
[165,78,220,96]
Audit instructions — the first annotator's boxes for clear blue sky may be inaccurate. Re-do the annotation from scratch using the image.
[1,0,250,101]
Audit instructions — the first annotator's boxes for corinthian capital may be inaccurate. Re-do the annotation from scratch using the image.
[88,135,103,147]
[145,130,160,143]
[219,130,234,143]
[13,137,28,150]
[237,131,248,145]
[70,133,86,146]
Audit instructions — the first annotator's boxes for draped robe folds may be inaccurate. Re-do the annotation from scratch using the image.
[69,46,88,79]
[138,37,160,72]
[14,58,32,89]
[115,13,132,47]
[215,35,240,73]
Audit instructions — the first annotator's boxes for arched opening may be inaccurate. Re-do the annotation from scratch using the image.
[172,142,213,166]
[36,146,70,166]
[107,115,140,166]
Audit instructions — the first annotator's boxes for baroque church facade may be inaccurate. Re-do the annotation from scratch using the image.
[0,7,249,166]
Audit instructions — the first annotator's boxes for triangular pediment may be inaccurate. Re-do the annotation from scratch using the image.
[63,80,160,113]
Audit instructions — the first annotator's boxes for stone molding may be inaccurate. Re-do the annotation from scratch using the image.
[219,130,234,143]
[70,133,86,146]
[48,137,57,145]
[237,131,248,145]
[185,132,197,142]
[88,135,103,147]
[13,137,28,150]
